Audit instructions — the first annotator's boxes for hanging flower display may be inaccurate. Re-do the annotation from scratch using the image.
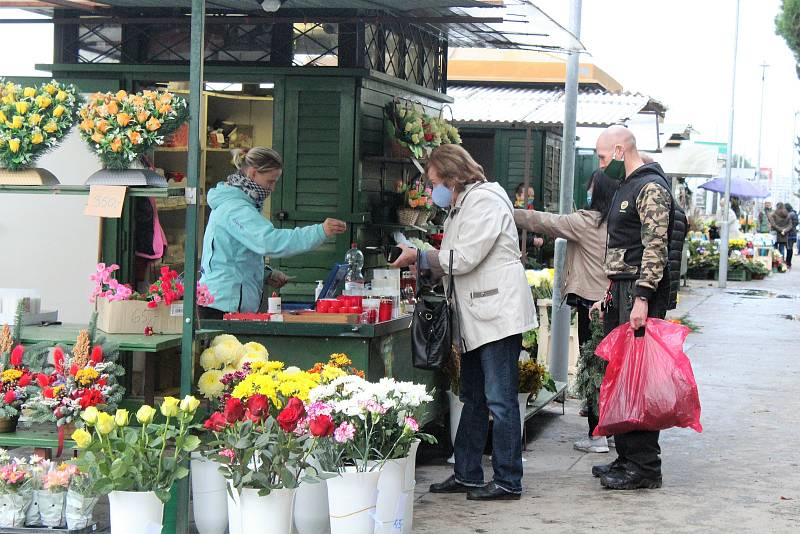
[78,89,188,169]
[0,79,81,170]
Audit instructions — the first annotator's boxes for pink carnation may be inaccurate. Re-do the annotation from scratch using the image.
[333,421,355,444]
[404,417,419,433]
[219,448,236,460]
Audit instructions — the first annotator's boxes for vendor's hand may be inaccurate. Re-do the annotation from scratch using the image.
[629,297,648,330]
[590,300,603,321]
[390,244,418,269]
[267,270,290,289]
[533,237,544,247]
[323,218,347,237]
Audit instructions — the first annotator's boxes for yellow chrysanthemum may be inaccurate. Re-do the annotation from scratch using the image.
[242,342,269,358]
[199,347,220,371]
[197,369,224,399]
[250,360,284,375]
[210,334,240,347]
[1,369,23,383]
[238,350,268,370]
[329,353,352,367]
[232,374,279,406]
[214,340,243,367]
[321,364,346,383]
[75,367,100,386]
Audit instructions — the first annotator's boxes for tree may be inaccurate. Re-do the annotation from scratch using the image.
[776,0,800,77]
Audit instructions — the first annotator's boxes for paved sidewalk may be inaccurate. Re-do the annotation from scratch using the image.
[412,268,800,533]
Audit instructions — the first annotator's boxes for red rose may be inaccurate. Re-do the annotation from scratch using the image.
[203,412,228,432]
[53,347,64,374]
[223,397,245,423]
[246,394,270,421]
[309,415,334,437]
[18,373,31,387]
[277,397,305,432]
[10,345,24,367]
[36,373,50,388]
[91,346,103,364]
[3,390,15,404]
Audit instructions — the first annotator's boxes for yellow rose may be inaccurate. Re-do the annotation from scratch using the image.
[8,139,20,153]
[31,132,43,145]
[44,84,56,95]
[28,113,42,126]
[55,90,67,102]
[179,395,200,414]
[22,87,36,98]
[35,95,51,110]
[95,412,116,435]
[71,428,92,449]
[80,406,99,425]
[114,409,130,427]
[160,396,180,417]
[14,101,28,115]
[43,122,58,134]
[53,105,65,118]
[136,405,157,425]
[10,116,23,129]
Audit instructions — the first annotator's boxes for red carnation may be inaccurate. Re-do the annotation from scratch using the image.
[149,284,159,293]
[309,414,335,437]
[36,373,50,388]
[277,397,305,432]
[246,394,270,422]
[160,266,170,277]
[10,345,24,367]
[18,373,31,387]
[79,389,104,409]
[223,397,245,423]
[91,346,103,364]
[147,301,158,309]
[3,390,15,404]
[53,347,64,374]
[203,412,228,432]
[43,387,54,399]
[98,378,107,387]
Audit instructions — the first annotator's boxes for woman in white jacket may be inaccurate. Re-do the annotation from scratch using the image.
[392,144,536,500]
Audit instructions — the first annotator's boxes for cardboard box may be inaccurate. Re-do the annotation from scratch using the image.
[96,299,184,334]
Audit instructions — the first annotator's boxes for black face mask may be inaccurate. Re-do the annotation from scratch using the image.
[603,146,626,180]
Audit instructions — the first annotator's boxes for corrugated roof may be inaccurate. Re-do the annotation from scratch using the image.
[447,86,650,127]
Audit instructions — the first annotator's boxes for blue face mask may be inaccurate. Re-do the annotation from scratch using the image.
[431,183,454,208]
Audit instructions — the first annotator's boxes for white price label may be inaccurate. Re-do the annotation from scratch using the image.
[170,303,184,317]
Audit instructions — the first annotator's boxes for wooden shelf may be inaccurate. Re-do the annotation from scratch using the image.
[154,146,189,153]
[0,185,185,198]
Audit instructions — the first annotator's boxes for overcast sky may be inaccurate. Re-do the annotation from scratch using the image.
[1,2,799,177]
[535,0,800,179]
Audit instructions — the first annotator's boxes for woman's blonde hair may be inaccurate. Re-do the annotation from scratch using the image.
[426,144,486,191]
[233,147,283,173]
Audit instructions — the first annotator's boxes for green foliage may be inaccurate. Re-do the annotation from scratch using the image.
[776,0,800,75]
[575,314,607,414]
[522,329,538,351]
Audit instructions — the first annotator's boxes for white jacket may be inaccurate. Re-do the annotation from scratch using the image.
[437,182,538,351]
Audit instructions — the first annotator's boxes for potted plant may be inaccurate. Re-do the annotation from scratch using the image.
[64,467,101,530]
[0,79,81,184]
[78,89,188,185]
[72,396,201,534]
[517,360,556,435]
[36,462,77,527]
[0,456,32,528]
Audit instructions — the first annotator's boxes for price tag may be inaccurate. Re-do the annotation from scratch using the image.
[170,302,184,317]
[85,185,127,218]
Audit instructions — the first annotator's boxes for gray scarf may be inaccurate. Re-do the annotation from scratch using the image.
[227,172,268,211]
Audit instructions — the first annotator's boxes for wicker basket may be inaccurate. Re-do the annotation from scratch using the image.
[415,209,432,226]
[398,208,419,226]
[390,139,414,159]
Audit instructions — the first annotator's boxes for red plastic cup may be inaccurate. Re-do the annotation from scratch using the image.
[378,298,393,322]
[367,309,378,324]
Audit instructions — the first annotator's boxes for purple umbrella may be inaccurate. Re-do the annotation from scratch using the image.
[698,177,769,199]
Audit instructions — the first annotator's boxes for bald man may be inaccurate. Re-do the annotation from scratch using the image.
[592,125,674,490]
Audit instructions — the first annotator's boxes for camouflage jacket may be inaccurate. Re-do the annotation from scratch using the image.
[604,163,672,300]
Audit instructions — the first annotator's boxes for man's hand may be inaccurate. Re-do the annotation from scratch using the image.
[323,218,347,237]
[267,270,291,289]
[629,297,648,330]
[390,244,418,268]
[590,300,604,321]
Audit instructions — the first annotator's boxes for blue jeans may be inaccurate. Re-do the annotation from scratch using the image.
[454,334,523,493]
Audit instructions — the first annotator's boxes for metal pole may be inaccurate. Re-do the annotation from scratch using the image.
[177,0,205,532]
[718,0,740,288]
[549,0,581,384]
[755,63,768,183]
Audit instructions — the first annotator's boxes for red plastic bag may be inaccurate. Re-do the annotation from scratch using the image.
[593,318,702,436]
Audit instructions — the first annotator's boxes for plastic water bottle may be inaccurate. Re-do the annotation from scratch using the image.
[344,243,365,292]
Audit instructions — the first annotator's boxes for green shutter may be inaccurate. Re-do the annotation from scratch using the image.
[494,129,545,210]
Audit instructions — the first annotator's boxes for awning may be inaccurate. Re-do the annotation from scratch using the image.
[648,142,720,177]
[448,85,651,127]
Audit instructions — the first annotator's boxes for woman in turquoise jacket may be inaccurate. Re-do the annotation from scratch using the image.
[198,147,347,318]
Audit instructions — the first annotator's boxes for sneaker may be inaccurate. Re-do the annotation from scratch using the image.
[573,436,609,453]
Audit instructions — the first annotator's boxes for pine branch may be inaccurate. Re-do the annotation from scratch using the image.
[11,300,25,342]
[88,311,99,346]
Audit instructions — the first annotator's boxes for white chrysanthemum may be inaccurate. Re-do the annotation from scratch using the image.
[241,342,269,358]
[199,347,220,371]
[211,334,241,347]
[284,366,302,375]
[197,370,225,399]
[214,340,243,367]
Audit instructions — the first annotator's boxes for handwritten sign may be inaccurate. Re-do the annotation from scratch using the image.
[84,185,127,218]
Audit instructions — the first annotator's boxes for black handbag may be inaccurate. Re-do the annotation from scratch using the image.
[411,250,455,370]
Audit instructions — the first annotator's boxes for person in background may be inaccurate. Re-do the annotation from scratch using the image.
[591,125,674,490]
[785,203,798,262]
[514,169,618,453]
[392,144,537,501]
[198,147,347,318]
[719,197,740,240]
[512,182,544,258]
[758,201,773,233]
[770,202,794,266]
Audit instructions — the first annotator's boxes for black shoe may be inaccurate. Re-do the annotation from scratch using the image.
[591,458,625,478]
[600,469,662,490]
[429,475,472,494]
[466,482,521,501]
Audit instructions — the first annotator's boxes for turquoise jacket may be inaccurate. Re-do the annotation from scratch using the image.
[199,182,327,313]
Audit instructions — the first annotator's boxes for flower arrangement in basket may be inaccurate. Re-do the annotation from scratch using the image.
[397,179,434,226]
[26,312,125,445]
[0,79,81,171]
[384,100,461,160]
[78,89,188,169]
